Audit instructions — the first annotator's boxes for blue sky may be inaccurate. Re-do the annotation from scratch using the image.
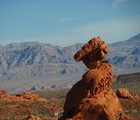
[0,0,140,46]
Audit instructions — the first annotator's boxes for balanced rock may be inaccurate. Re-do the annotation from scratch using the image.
[59,37,125,120]
[74,37,108,69]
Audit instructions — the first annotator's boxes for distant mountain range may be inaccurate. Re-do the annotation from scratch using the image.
[109,33,140,74]
[0,33,140,93]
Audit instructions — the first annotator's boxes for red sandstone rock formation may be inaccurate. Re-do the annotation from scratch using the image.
[116,88,140,100]
[0,91,47,102]
[0,90,6,95]
[59,37,128,120]
[74,37,108,69]
[116,88,133,99]
[0,90,62,119]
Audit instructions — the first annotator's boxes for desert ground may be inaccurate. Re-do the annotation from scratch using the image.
[0,78,140,120]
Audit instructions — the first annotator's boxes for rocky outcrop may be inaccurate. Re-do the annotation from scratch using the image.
[116,88,133,99]
[0,90,62,119]
[116,73,140,84]
[0,90,47,102]
[0,90,6,95]
[116,88,140,100]
[59,37,127,120]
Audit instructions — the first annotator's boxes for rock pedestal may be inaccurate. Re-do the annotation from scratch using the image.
[59,37,128,120]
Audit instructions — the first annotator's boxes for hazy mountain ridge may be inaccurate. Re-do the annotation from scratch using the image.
[0,34,140,93]
[109,34,140,74]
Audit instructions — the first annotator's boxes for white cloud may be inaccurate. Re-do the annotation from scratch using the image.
[9,15,140,47]
[112,0,129,8]
[73,15,140,44]
[58,17,77,22]
[41,15,140,46]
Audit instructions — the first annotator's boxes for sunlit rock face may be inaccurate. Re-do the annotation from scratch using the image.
[59,37,130,120]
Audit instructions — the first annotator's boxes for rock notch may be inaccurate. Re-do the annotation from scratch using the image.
[59,37,129,120]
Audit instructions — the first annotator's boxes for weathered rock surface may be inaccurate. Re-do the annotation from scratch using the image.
[116,88,140,100]
[0,90,6,95]
[116,88,133,99]
[59,37,129,120]
[0,90,62,119]
[74,37,108,66]
[0,90,47,102]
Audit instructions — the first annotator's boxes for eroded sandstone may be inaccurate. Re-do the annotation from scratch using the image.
[59,37,129,120]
